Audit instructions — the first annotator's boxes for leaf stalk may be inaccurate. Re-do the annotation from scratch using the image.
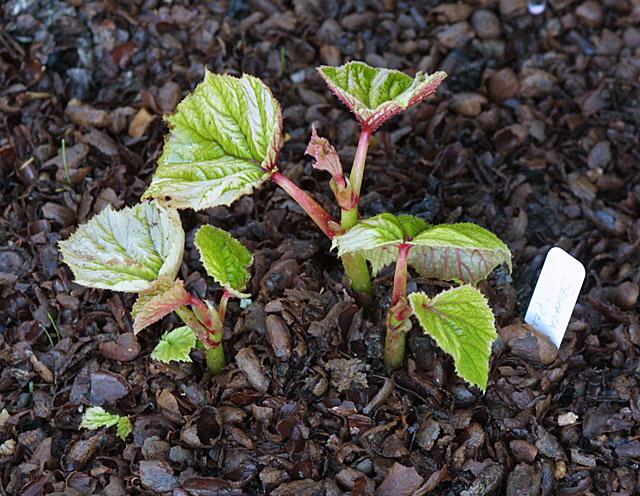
[270,171,341,239]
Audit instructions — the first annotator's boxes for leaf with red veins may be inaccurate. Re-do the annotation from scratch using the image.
[318,61,447,132]
[131,279,191,333]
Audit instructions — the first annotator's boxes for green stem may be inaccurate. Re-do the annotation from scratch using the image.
[341,252,374,295]
[384,324,407,369]
[175,296,226,374]
[339,129,374,295]
[384,244,412,369]
[205,346,225,375]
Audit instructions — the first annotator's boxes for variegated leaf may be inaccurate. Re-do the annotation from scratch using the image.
[318,61,446,131]
[143,71,282,210]
[59,201,184,292]
[409,223,512,285]
[131,279,191,333]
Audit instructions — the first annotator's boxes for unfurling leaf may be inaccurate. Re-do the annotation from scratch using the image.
[151,326,196,363]
[409,286,496,391]
[305,127,353,209]
[59,201,184,292]
[80,406,132,440]
[194,225,253,298]
[333,213,511,284]
[143,71,282,210]
[306,127,344,182]
[131,279,191,333]
[318,61,447,131]
[409,223,512,285]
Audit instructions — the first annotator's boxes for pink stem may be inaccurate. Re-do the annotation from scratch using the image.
[188,294,220,348]
[392,244,411,307]
[349,129,371,197]
[271,172,340,239]
[218,289,231,322]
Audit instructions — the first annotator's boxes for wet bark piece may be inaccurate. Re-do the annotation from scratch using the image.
[139,460,178,493]
[499,323,558,366]
[377,463,424,496]
[99,333,140,362]
[235,347,269,393]
[89,370,131,404]
[506,463,541,496]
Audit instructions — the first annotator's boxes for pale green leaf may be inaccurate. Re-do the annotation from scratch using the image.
[116,417,133,440]
[332,213,428,275]
[80,406,132,440]
[409,286,496,391]
[143,71,282,210]
[59,201,184,292]
[409,223,512,284]
[131,279,191,333]
[151,326,196,363]
[194,225,253,297]
[318,61,447,131]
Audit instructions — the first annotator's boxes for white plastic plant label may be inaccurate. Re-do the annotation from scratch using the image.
[525,247,586,348]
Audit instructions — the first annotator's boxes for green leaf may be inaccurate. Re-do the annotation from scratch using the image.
[409,286,496,391]
[194,225,253,297]
[143,71,282,210]
[131,279,191,333]
[116,417,133,440]
[80,406,132,440]
[409,223,512,284]
[318,61,447,131]
[59,201,184,292]
[333,214,511,284]
[151,326,196,363]
[332,213,428,275]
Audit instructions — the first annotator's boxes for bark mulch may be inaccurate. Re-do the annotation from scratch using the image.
[1,0,639,495]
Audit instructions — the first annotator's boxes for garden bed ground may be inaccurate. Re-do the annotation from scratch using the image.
[1,0,639,495]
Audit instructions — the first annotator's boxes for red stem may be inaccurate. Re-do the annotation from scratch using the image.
[270,171,340,239]
[218,289,231,322]
[349,129,371,197]
[392,244,411,307]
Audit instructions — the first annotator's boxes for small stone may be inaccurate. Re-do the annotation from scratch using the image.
[472,10,501,40]
[488,68,519,102]
[436,21,475,48]
[510,439,538,463]
[576,1,603,28]
[557,412,579,426]
[433,3,473,22]
[450,92,487,117]
[587,141,611,169]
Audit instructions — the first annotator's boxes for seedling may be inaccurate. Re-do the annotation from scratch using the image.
[333,214,511,390]
[59,202,253,374]
[60,61,512,390]
[80,406,132,440]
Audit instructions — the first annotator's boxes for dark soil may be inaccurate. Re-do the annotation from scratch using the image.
[1,0,640,495]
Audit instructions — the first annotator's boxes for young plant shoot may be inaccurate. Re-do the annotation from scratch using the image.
[59,202,253,374]
[141,62,447,295]
[60,60,510,392]
[334,214,512,390]
[80,406,132,440]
